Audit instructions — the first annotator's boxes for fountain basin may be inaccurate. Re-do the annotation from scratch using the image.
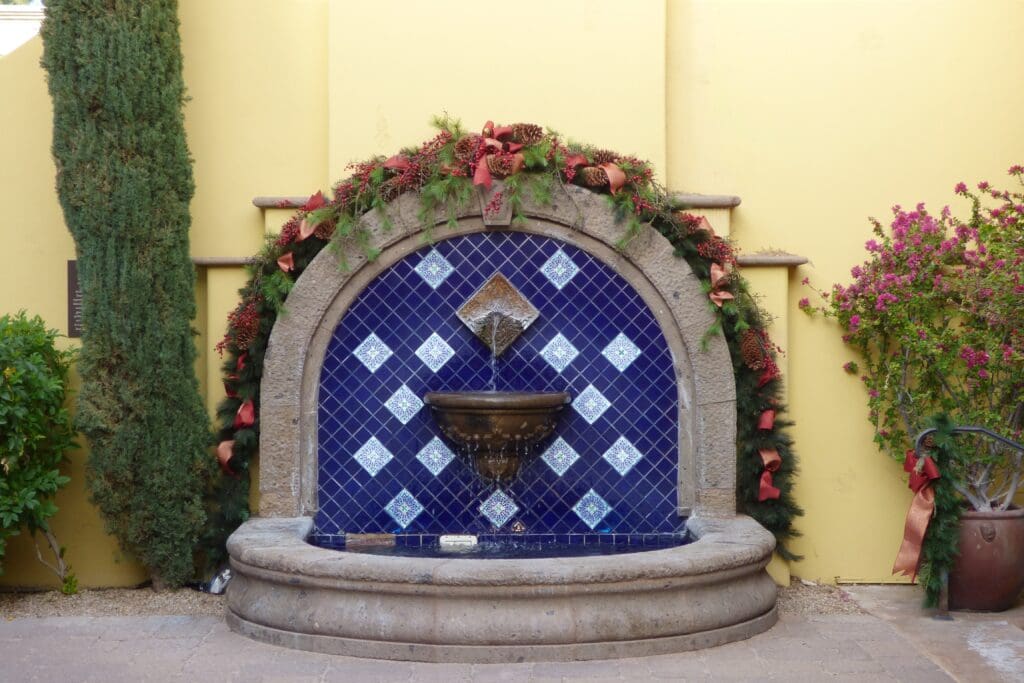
[225,515,777,663]
[424,391,571,483]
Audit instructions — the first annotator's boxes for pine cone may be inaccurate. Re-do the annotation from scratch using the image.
[590,148,619,165]
[378,176,405,203]
[486,153,522,178]
[579,166,609,188]
[739,329,768,371]
[510,123,544,145]
[454,135,482,165]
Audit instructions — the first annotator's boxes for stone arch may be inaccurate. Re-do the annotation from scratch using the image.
[258,183,736,519]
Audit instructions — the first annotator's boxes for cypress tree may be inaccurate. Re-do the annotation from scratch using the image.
[41,0,211,588]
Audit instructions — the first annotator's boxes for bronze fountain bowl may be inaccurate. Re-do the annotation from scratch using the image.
[423,390,571,483]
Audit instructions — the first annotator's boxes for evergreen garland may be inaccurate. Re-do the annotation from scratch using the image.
[41,0,212,588]
[916,415,964,607]
[205,117,803,564]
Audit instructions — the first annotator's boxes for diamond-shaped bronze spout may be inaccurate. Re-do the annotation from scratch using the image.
[457,273,539,357]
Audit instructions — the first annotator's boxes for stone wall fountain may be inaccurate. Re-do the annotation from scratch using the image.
[224,184,778,662]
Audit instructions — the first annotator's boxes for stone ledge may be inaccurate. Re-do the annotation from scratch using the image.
[737,252,808,267]
[255,192,744,211]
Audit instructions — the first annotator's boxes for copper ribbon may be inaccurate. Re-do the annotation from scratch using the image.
[216,440,237,476]
[758,448,782,501]
[892,450,940,579]
[758,409,776,430]
[472,121,525,190]
[233,398,255,430]
[599,163,626,194]
[296,190,327,242]
[276,251,294,273]
[708,262,734,307]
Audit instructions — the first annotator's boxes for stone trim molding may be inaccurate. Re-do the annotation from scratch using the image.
[258,183,737,519]
[737,252,808,267]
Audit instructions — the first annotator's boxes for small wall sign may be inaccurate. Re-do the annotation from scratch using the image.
[67,260,83,338]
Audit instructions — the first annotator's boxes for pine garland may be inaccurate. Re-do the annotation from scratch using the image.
[203,117,803,565]
[916,415,965,607]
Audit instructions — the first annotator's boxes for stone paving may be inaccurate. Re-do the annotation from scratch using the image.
[0,610,960,682]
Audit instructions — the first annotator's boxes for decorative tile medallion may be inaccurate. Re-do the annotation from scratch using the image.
[572,384,611,424]
[414,249,454,289]
[573,490,612,530]
[352,437,393,476]
[480,489,519,528]
[384,384,423,424]
[415,333,455,372]
[541,437,580,476]
[602,436,644,476]
[602,333,641,372]
[385,489,424,529]
[540,249,580,289]
[456,273,539,357]
[415,436,456,476]
[317,232,680,537]
[539,333,579,373]
[352,333,393,373]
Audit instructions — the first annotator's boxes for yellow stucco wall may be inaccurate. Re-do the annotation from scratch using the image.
[1,0,1023,588]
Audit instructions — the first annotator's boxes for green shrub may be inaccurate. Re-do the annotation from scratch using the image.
[0,312,76,591]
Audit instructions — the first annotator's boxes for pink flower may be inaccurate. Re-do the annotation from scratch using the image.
[978,369,990,380]
[954,182,968,194]
[1008,164,1024,175]
[865,239,881,252]
[849,314,861,331]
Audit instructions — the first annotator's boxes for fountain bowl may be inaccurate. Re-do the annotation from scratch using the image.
[424,390,571,483]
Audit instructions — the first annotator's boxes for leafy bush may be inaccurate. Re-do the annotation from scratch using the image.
[804,167,1024,511]
[0,312,76,591]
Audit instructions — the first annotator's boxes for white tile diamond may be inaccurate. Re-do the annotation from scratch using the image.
[572,384,611,424]
[602,436,644,476]
[540,249,580,289]
[414,249,454,289]
[352,333,393,373]
[385,489,424,529]
[414,333,455,372]
[541,437,580,477]
[602,333,641,372]
[539,333,579,373]
[352,436,393,476]
[573,489,611,530]
[479,489,519,528]
[416,437,455,476]
[384,384,423,424]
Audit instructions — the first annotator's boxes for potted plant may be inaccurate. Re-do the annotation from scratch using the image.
[802,166,1024,609]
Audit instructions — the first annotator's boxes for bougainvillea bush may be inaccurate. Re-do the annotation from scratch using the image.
[0,312,77,593]
[804,167,1024,512]
[203,117,803,567]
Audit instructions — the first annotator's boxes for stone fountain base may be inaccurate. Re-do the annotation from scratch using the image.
[224,515,777,663]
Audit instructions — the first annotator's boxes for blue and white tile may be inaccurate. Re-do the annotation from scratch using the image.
[541,437,579,477]
[384,384,423,424]
[352,333,392,373]
[415,333,455,372]
[385,489,424,529]
[572,384,611,424]
[539,333,579,373]
[602,436,644,476]
[352,437,393,476]
[480,489,519,528]
[416,436,456,476]
[414,249,454,289]
[602,333,641,372]
[540,249,580,289]
[573,490,611,530]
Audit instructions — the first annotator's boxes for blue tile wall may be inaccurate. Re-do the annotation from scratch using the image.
[316,231,680,536]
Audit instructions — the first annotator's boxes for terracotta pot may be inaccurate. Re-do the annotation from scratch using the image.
[948,506,1024,611]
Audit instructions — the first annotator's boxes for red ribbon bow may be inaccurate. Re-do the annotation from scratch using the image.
[233,398,255,430]
[216,440,237,476]
[758,448,782,501]
[892,449,940,579]
[708,261,734,307]
[472,121,525,190]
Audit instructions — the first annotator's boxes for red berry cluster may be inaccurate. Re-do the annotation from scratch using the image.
[697,236,736,265]
[216,295,263,355]
[484,190,505,216]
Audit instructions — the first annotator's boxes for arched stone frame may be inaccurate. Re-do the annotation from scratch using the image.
[257,183,737,520]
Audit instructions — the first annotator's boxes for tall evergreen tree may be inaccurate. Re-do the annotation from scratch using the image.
[41,0,211,588]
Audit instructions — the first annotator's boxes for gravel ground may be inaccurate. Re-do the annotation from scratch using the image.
[1,578,862,619]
